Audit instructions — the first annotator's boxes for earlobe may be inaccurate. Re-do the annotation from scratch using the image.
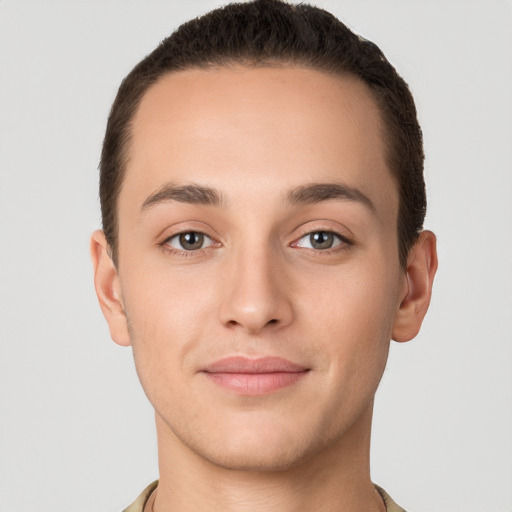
[90,230,131,346]
[392,230,438,343]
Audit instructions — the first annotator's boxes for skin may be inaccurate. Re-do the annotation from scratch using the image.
[91,66,437,511]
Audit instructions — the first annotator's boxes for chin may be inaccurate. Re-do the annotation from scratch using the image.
[191,436,315,473]
[168,411,339,473]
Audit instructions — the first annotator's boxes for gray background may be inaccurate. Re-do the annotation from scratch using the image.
[1,1,511,511]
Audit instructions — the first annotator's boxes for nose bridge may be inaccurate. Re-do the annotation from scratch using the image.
[219,237,293,333]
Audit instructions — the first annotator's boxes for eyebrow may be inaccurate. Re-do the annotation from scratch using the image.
[140,181,375,213]
[141,182,223,211]
[286,182,375,212]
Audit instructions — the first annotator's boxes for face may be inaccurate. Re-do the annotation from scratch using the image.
[110,66,408,470]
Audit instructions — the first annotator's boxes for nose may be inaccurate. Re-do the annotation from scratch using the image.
[218,245,294,335]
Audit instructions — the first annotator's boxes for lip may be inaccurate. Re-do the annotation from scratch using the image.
[202,356,310,395]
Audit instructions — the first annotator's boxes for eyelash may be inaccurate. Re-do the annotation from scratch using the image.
[161,231,218,257]
[291,230,353,253]
[160,229,353,257]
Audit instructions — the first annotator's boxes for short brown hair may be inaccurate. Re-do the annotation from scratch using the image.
[100,0,425,267]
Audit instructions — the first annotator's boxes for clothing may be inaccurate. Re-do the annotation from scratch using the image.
[123,480,406,512]
[123,481,158,512]
[375,485,407,512]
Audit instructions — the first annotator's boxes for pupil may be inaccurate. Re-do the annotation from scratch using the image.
[310,231,333,249]
[179,232,203,250]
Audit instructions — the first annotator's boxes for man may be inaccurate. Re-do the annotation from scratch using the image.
[91,1,437,510]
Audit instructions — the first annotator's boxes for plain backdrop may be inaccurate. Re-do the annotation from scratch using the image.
[1,1,511,511]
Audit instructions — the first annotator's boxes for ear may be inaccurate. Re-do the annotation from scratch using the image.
[392,230,438,342]
[90,230,131,346]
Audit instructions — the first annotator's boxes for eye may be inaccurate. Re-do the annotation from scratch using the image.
[166,231,214,251]
[294,231,348,250]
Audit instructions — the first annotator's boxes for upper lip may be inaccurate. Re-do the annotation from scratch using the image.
[203,356,308,374]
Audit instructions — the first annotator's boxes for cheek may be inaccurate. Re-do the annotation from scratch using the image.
[300,257,400,375]
[122,253,215,333]
[120,261,217,390]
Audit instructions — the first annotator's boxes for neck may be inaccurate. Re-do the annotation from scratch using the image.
[151,402,385,512]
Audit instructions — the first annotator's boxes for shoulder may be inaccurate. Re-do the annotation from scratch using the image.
[122,481,158,512]
[374,484,408,512]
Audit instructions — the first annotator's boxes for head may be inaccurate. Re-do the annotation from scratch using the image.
[99,0,425,269]
[92,0,437,473]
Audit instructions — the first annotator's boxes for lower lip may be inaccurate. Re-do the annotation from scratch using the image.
[204,371,308,395]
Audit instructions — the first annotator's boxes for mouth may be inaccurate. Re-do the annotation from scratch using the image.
[202,356,310,395]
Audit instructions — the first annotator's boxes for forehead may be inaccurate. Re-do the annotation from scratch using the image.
[122,65,397,218]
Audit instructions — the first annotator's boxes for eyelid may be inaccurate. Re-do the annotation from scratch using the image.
[292,230,351,247]
[158,223,222,256]
[157,221,220,243]
[290,220,353,241]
